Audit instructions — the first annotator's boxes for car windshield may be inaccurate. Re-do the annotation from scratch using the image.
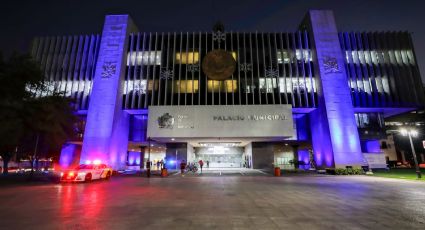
[75,164,94,170]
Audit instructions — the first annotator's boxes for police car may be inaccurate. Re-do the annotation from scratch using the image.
[60,160,113,182]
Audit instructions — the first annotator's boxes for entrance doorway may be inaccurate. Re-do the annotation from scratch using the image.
[193,142,249,168]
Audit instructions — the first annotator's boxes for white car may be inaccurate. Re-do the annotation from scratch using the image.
[60,163,113,182]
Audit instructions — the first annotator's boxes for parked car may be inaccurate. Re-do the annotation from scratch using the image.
[60,162,112,182]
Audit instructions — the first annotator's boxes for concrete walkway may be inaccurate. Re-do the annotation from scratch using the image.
[0,175,424,229]
[170,167,270,177]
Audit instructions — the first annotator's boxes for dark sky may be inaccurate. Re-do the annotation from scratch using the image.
[2,0,425,83]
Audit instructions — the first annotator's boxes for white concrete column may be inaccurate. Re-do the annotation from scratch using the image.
[80,15,138,170]
[304,10,364,168]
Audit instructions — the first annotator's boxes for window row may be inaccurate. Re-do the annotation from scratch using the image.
[126,50,312,66]
[123,78,316,94]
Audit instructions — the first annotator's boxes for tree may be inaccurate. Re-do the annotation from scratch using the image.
[0,53,77,174]
[25,94,77,171]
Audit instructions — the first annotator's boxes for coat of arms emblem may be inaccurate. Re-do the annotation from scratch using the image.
[323,56,340,74]
[157,113,174,129]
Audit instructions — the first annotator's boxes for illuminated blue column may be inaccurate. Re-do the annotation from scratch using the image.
[304,10,364,168]
[80,15,137,169]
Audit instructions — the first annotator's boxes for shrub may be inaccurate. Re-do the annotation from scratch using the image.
[325,168,336,175]
[335,168,348,175]
[352,168,363,175]
[331,168,364,175]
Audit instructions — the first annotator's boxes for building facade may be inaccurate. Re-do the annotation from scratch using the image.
[31,10,425,170]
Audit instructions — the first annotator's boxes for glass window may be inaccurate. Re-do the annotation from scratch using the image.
[277,50,312,64]
[207,80,237,93]
[175,51,236,64]
[127,51,162,66]
[175,80,199,93]
[175,52,199,64]
[259,78,277,93]
[124,80,158,95]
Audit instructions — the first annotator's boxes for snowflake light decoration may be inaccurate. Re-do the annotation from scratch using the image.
[265,67,278,78]
[212,31,226,45]
[240,63,252,73]
[160,68,174,80]
[187,64,200,73]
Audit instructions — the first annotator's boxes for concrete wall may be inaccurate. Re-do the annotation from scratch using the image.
[187,143,195,163]
[129,115,148,142]
[147,105,294,139]
[294,114,310,141]
[252,142,274,169]
[380,135,398,161]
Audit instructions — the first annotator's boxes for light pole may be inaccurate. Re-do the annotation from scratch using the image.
[147,137,151,178]
[400,128,421,179]
[175,150,178,170]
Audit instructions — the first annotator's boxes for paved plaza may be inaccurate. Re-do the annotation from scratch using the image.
[0,173,424,229]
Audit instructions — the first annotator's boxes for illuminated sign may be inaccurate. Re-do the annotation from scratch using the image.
[212,114,288,121]
[147,105,294,138]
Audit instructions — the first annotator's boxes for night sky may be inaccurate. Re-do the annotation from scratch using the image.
[1,0,425,83]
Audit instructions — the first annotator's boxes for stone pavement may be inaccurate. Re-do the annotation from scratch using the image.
[0,175,424,229]
[169,167,271,177]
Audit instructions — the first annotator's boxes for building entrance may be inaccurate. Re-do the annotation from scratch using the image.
[193,143,249,168]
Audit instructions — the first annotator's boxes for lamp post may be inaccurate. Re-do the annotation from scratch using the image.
[400,128,421,179]
[146,137,151,178]
[175,150,178,170]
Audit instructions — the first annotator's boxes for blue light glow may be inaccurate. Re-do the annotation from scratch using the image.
[298,149,310,170]
[127,151,141,166]
[361,140,381,153]
[59,144,80,169]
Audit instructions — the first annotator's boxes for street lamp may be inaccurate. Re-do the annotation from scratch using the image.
[175,150,178,170]
[400,128,421,179]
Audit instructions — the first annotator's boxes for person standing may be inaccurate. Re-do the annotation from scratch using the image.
[198,159,204,173]
[206,160,209,168]
[180,160,187,176]
[146,160,151,178]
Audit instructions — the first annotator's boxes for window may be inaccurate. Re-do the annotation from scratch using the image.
[127,51,162,66]
[175,51,237,64]
[259,78,277,93]
[207,80,238,93]
[277,50,312,64]
[175,52,199,64]
[124,80,158,94]
[354,113,384,129]
[256,78,316,93]
[175,80,199,93]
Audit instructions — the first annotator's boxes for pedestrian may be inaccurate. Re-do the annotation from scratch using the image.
[180,160,186,176]
[146,160,151,178]
[198,159,204,173]
[206,160,209,168]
